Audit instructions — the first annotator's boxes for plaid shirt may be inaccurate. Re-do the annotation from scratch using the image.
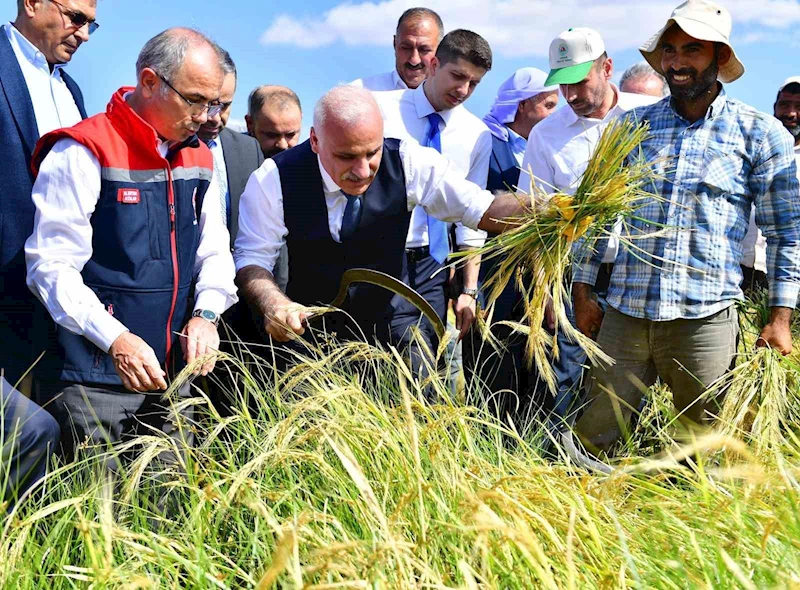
[574,89,800,320]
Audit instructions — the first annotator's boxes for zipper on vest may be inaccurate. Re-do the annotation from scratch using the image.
[165,166,180,366]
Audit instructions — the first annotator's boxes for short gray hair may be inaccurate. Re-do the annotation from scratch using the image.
[248,85,301,119]
[313,85,379,130]
[619,62,669,97]
[136,28,219,82]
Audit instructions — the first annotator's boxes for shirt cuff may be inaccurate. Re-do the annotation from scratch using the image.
[234,254,274,274]
[194,289,230,315]
[572,261,600,287]
[84,308,129,354]
[768,280,800,310]
[455,225,487,248]
[461,191,495,231]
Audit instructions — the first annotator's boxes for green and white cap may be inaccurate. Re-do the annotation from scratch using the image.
[545,27,606,86]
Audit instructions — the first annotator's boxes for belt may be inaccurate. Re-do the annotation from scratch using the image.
[405,245,430,263]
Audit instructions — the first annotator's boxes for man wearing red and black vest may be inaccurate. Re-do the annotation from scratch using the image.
[25,28,237,460]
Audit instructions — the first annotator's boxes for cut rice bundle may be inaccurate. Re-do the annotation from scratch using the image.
[701,296,800,460]
[456,117,661,393]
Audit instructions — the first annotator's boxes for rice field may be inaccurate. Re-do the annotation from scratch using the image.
[2,317,800,589]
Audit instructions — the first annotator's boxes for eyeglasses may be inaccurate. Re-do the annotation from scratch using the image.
[157,74,223,118]
[49,0,99,35]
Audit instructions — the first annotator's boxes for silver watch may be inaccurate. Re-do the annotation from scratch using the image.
[192,309,220,326]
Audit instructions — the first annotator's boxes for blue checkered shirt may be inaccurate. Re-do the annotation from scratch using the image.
[573,89,800,320]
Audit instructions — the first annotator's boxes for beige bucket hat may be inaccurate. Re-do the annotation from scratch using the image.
[639,0,745,83]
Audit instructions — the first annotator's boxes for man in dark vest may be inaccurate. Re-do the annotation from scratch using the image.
[1,0,95,501]
[233,85,530,353]
[26,28,237,460]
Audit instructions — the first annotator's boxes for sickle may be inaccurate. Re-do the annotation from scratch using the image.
[330,268,446,341]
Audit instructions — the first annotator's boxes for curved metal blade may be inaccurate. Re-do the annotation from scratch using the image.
[330,268,446,341]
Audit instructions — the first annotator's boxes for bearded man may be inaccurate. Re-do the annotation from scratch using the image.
[570,0,800,456]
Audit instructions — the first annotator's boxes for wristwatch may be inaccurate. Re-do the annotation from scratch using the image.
[192,309,220,326]
[461,287,478,299]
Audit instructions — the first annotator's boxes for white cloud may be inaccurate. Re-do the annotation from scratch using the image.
[226,118,248,133]
[259,0,800,57]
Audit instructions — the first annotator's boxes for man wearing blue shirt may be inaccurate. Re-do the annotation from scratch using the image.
[1,0,95,502]
[571,0,800,455]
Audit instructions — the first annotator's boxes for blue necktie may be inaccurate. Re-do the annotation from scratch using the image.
[425,113,450,264]
[339,191,362,241]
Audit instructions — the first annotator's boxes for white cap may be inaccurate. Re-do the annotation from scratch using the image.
[779,77,800,92]
[545,28,606,86]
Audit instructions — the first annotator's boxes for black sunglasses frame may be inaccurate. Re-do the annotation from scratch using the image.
[49,0,100,35]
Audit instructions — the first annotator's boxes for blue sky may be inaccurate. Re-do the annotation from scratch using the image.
[4,0,799,136]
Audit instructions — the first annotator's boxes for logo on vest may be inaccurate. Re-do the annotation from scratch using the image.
[117,188,140,204]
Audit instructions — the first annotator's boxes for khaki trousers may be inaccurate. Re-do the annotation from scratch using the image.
[575,305,738,454]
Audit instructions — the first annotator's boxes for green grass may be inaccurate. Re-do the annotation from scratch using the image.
[2,334,800,589]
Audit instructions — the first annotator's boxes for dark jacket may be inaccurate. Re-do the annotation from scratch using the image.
[218,127,263,249]
[0,30,87,383]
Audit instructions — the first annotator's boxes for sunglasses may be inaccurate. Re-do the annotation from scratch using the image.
[49,0,100,35]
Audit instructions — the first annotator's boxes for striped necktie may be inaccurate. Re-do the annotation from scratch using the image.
[424,112,449,264]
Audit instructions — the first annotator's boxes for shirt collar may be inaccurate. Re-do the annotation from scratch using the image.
[507,126,527,149]
[413,82,455,126]
[563,84,622,127]
[668,84,729,123]
[5,22,64,74]
[392,69,409,90]
[317,155,342,194]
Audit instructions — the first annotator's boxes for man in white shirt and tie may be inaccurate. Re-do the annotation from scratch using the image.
[373,29,492,372]
[351,7,443,92]
[234,86,528,366]
[520,27,657,425]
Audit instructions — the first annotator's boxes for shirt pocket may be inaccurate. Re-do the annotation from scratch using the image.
[697,151,751,247]
[699,150,748,199]
[142,188,164,260]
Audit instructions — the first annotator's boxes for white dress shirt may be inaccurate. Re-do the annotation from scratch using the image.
[234,140,495,275]
[4,23,82,136]
[26,139,238,354]
[374,83,492,248]
[351,69,408,92]
[520,86,657,263]
[207,138,230,225]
